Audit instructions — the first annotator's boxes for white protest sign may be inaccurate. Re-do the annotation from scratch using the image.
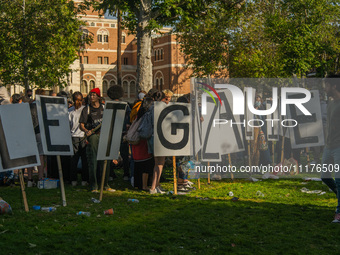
[36,95,73,155]
[154,102,191,157]
[266,98,280,141]
[287,90,325,149]
[97,101,127,160]
[244,88,256,140]
[201,89,245,162]
[0,104,40,172]
[191,92,202,158]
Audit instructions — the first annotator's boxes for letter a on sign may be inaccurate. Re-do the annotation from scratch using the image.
[0,104,40,172]
[154,102,191,157]
[97,101,127,160]
[36,95,74,155]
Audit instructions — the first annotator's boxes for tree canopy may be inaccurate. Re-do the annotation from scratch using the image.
[0,0,89,90]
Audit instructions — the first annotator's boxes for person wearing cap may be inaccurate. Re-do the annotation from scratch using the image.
[79,88,114,193]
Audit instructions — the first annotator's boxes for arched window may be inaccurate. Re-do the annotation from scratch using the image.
[97,29,109,44]
[102,80,108,94]
[89,80,95,91]
[110,80,116,86]
[157,50,160,60]
[160,78,163,90]
[122,33,126,44]
[123,81,128,97]
[130,81,136,97]
[154,50,157,61]
[156,78,159,90]
[81,80,88,93]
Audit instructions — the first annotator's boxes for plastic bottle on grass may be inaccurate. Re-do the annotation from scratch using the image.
[41,207,56,212]
[127,199,139,203]
[77,211,91,216]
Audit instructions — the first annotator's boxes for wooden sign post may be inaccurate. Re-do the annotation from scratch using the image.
[99,160,108,201]
[56,156,67,206]
[172,156,177,195]
[19,169,29,212]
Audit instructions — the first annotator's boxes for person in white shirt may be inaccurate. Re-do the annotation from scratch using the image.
[69,92,88,186]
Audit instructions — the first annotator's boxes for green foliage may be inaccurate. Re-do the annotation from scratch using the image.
[0,0,89,89]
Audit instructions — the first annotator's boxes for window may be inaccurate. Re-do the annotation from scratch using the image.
[104,35,108,43]
[79,56,82,64]
[123,57,128,65]
[81,80,88,93]
[84,56,88,64]
[157,50,160,60]
[102,80,108,93]
[161,49,163,60]
[110,80,116,86]
[156,78,159,90]
[98,57,102,64]
[90,22,95,26]
[122,35,126,44]
[123,81,128,96]
[154,50,157,60]
[104,57,109,64]
[110,24,115,28]
[160,78,163,90]
[130,81,136,96]
[90,80,95,91]
[97,34,102,42]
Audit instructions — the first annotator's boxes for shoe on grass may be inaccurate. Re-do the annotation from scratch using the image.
[106,188,116,192]
[81,181,88,186]
[156,187,165,194]
[71,181,77,187]
[149,189,157,194]
[91,190,99,193]
[332,213,340,223]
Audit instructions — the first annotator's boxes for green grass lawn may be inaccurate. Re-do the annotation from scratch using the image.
[1,169,340,254]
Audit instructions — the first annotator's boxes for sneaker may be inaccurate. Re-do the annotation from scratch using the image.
[81,181,89,186]
[158,185,166,192]
[332,213,340,223]
[156,187,165,194]
[149,189,157,194]
[71,181,77,187]
[123,176,129,181]
[106,188,116,193]
[91,190,99,193]
[27,180,33,188]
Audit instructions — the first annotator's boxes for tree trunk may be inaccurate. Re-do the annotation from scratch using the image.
[117,9,122,86]
[136,0,153,93]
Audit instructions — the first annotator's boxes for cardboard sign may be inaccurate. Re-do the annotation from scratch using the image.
[266,99,280,141]
[287,90,325,149]
[97,101,127,160]
[201,89,245,162]
[154,102,191,157]
[191,93,202,159]
[0,104,40,172]
[36,96,73,156]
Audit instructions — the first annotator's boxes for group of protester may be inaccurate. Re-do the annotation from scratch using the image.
[0,75,339,222]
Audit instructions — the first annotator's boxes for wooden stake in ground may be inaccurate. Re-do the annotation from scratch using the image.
[172,156,177,195]
[306,147,310,166]
[228,154,234,180]
[280,128,287,164]
[196,155,200,189]
[99,160,108,201]
[272,142,275,166]
[19,169,29,212]
[56,155,67,207]
[207,162,210,184]
[247,141,252,167]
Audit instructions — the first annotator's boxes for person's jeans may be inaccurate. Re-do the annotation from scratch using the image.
[70,137,88,182]
[87,134,110,190]
[321,146,340,213]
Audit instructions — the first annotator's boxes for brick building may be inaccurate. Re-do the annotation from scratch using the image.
[67,2,193,102]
